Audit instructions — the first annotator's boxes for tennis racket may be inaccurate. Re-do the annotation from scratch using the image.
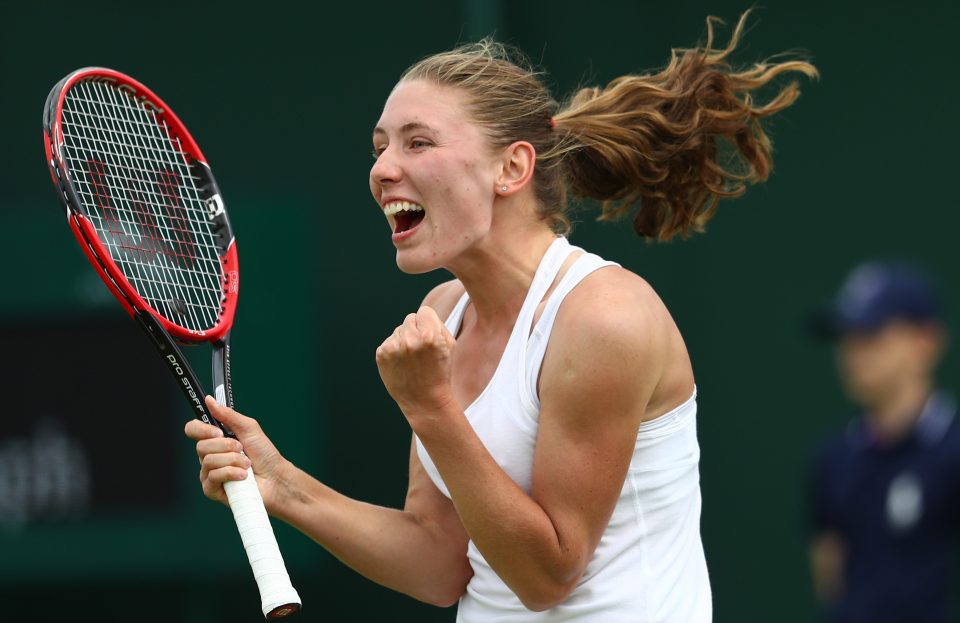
[42,67,301,619]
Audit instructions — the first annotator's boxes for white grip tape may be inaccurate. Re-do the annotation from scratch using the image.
[224,468,301,617]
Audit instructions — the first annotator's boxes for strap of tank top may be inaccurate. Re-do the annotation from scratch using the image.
[443,236,577,337]
[523,252,619,407]
[510,237,581,341]
[443,291,472,335]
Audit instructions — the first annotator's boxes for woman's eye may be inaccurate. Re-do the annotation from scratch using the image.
[410,139,431,149]
[371,146,385,160]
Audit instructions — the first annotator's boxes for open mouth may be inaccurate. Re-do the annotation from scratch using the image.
[384,201,425,235]
[394,210,425,234]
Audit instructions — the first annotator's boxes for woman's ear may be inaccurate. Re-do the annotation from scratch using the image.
[496,141,536,196]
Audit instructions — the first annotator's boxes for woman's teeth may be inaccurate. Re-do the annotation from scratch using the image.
[383,201,425,216]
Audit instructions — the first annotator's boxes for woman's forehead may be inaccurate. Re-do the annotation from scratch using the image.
[375,80,471,133]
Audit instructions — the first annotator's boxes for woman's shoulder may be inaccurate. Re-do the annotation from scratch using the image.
[547,262,690,411]
[421,278,467,321]
[549,262,676,358]
[564,263,666,323]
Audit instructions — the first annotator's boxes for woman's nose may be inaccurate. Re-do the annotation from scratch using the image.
[370,146,402,186]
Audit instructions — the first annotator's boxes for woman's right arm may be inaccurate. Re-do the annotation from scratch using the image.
[186,403,472,607]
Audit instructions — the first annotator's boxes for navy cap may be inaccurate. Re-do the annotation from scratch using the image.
[809,261,942,339]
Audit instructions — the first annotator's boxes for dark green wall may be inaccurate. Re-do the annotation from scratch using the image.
[1,1,957,621]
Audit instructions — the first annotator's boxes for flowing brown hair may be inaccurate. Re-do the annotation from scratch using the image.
[400,11,818,241]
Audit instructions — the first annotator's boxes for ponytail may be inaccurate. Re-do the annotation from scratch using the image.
[553,12,817,240]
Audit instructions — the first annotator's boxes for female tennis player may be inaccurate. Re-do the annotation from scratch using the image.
[187,13,815,621]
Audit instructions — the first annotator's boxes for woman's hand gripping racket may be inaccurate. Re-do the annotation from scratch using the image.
[42,68,301,619]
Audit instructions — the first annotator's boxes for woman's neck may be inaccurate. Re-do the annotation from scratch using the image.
[447,226,558,331]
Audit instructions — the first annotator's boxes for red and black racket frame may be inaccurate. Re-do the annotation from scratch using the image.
[43,68,239,436]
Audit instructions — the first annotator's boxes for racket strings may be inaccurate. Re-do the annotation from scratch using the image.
[64,83,220,327]
[60,79,226,332]
[74,80,223,328]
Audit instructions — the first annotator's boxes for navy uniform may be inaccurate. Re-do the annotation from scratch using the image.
[811,391,960,623]
[808,261,960,623]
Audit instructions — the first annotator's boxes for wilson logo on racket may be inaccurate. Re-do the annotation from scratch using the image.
[207,194,225,219]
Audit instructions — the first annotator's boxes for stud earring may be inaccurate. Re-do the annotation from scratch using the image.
[501,185,508,192]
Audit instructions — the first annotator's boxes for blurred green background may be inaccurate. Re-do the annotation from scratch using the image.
[1,0,957,621]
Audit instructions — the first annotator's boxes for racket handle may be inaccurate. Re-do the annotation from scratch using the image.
[224,475,302,618]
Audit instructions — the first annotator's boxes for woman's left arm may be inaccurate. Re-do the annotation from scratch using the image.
[377,272,663,611]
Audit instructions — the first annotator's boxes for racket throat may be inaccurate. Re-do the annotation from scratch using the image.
[133,311,226,434]
[212,334,234,410]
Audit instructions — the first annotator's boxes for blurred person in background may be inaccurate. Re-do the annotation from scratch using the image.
[808,261,960,623]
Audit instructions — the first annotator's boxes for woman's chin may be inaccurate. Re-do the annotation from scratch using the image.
[395,252,440,275]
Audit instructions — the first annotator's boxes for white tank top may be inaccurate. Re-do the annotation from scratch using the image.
[415,236,712,622]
